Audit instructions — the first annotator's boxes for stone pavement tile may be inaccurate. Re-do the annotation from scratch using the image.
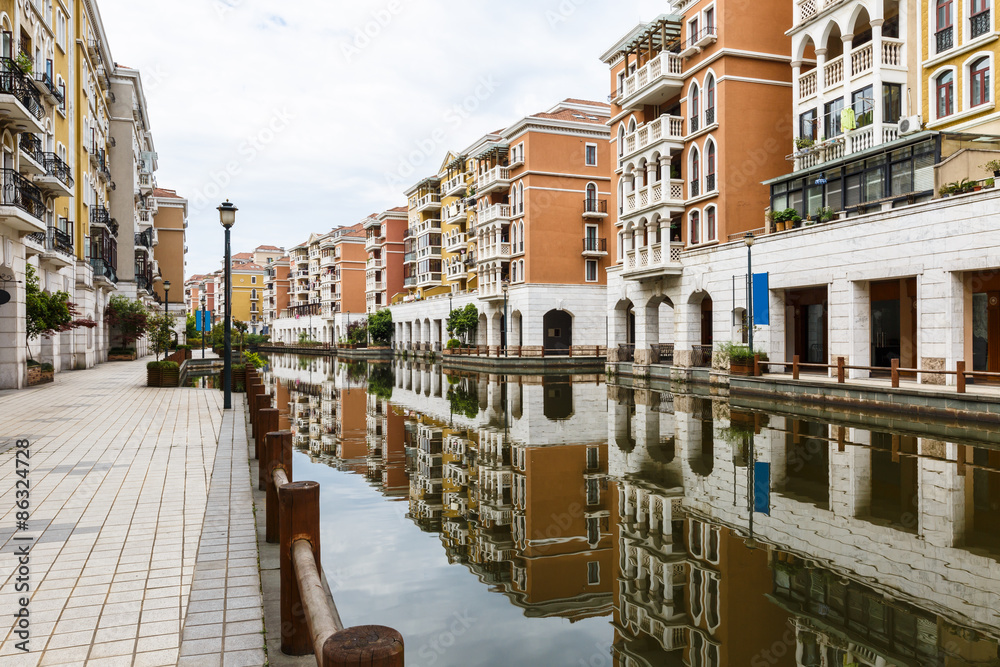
[222,648,267,667]
[86,638,135,659]
[133,647,180,666]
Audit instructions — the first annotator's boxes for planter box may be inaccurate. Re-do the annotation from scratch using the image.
[232,367,246,392]
[147,368,162,387]
[27,366,53,386]
[109,351,137,361]
[161,368,179,388]
[730,361,753,376]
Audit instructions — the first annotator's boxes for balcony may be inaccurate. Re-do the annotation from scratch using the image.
[478,241,510,263]
[415,272,442,287]
[582,237,608,257]
[416,245,441,260]
[622,241,684,280]
[0,168,45,233]
[19,133,44,174]
[477,203,511,228]
[39,225,74,268]
[135,228,155,252]
[138,170,153,195]
[621,179,685,222]
[412,218,441,236]
[366,280,385,293]
[415,192,441,212]
[365,232,383,252]
[95,149,110,182]
[442,173,467,197]
[443,200,468,224]
[367,256,384,269]
[972,10,991,39]
[583,198,608,219]
[478,281,509,301]
[0,60,45,133]
[621,115,685,162]
[475,165,510,195]
[443,230,467,253]
[445,257,469,280]
[90,206,119,236]
[617,51,683,110]
[32,71,63,106]
[34,153,74,196]
[936,26,953,54]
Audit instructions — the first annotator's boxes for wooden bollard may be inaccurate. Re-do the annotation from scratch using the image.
[753,354,760,377]
[891,358,899,388]
[255,393,272,459]
[266,430,292,542]
[957,361,966,394]
[792,355,800,380]
[323,626,405,667]
[258,408,279,480]
[837,357,845,383]
[249,380,263,440]
[280,480,320,656]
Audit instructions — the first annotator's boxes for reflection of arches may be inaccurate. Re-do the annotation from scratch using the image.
[543,309,572,354]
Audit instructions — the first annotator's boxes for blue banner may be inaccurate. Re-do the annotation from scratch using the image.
[752,272,769,326]
[196,311,212,332]
[754,461,771,515]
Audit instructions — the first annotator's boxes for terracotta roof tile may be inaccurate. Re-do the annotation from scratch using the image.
[255,245,284,251]
[152,188,184,199]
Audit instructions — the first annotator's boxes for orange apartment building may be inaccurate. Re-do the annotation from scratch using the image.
[392,99,615,354]
[364,207,408,313]
[263,256,290,332]
[151,188,189,307]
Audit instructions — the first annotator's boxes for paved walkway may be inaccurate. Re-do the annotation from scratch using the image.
[0,358,265,666]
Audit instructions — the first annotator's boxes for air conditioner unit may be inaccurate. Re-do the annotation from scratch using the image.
[898,115,922,136]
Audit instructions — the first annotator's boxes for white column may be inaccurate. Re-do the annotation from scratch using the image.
[871,19,884,134]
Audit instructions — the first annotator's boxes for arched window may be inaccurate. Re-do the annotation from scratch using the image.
[705,75,716,124]
[937,71,954,117]
[586,182,597,212]
[511,262,517,282]
[617,123,625,158]
[971,57,990,106]
[690,210,701,245]
[972,1,991,39]
[690,147,701,198]
[706,206,716,241]
[690,84,701,132]
[517,182,524,214]
[251,288,257,299]
[509,185,517,210]
[706,140,716,192]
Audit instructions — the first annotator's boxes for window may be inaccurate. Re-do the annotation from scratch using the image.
[586,447,599,469]
[690,84,701,132]
[690,147,701,197]
[586,477,600,505]
[972,0,991,38]
[587,561,600,584]
[617,124,625,158]
[706,206,717,241]
[586,517,600,544]
[824,97,844,137]
[586,182,597,208]
[883,83,902,123]
[585,143,597,166]
[937,71,954,117]
[799,108,818,141]
[251,288,257,299]
[706,141,716,192]
[705,74,716,124]
[511,142,524,164]
[937,0,955,52]
[852,85,874,128]
[705,7,715,30]
[971,57,990,106]
[690,210,701,245]
[585,259,598,282]
[251,275,257,284]
[689,17,699,41]
[56,9,66,49]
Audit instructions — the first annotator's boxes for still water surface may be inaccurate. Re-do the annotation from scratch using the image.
[262,354,1000,667]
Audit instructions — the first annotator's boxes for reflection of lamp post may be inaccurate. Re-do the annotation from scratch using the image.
[744,233,755,356]
[219,200,238,410]
[200,295,207,360]
[502,280,509,357]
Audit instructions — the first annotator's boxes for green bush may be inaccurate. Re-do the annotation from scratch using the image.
[109,348,135,355]
[146,360,179,371]
[41,363,53,372]
[177,345,191,351]
[242,351,265,369]
[446,338,461,350]
[720,342,769,363]
[27,359,40,368]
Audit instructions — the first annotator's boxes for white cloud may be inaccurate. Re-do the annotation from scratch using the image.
[97,0,666,274]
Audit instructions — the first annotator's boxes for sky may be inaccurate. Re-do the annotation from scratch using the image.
[96,0,668,277]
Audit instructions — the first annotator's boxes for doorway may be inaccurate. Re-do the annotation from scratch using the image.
[870,278,917,375]
[787,287,828,366]
[972,290,999,375]
[543,309,572,355]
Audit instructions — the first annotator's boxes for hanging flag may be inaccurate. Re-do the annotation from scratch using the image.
[196,311,204,332]
[754,461,771,515]
[752,272,769,326]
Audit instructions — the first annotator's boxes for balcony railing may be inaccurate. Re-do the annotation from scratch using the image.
[1,168,45,221]
[972,10,991,38]
[19,132,43,165]
[135,229,154,249]
[46,224,73,255]
[0,59,44,120]
[690,179,700,198]
[621,115,685,158]
[706,174,715,192]
[623,179,685,217]
[618,50,683,107]
[476,165,510,193]
[42,153,73,188]
[90,206,118,236]
[584,198,608,215]
[478,203,511,227]
[622,241,684,278]
[690,115,699,134]
[583,237,607,253]
[936,26,953,54]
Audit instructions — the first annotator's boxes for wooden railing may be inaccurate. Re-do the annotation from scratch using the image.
[752,355,999,394]
[245,369,405,666]
[441,345,606,358]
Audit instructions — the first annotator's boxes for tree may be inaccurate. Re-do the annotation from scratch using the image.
[346,320,367,346]
[367,362,393,400]
[447,303,479,344]
[147,312,176,361]
[25,265,96,358]
[233,319,249,353]
[185,314,198,340]
[368,309,393,346]
[105,294,150,351]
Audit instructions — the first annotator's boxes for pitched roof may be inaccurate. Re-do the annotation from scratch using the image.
[232,262,266,271]
[152,188,184,199]
[255,245,284,252]
[232,252,254,260]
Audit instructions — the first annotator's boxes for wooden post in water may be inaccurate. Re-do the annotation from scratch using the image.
[957,361,966,394]
[837,357,845,383]
[323,626,405,667]
[792,355,800,380]
[891,358,899,388]
[266,430,293,543]
[279,480,320,655]
[255,393,271,459]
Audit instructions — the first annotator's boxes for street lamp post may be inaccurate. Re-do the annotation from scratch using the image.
[163,280,170,315]
[502,280,509,357]
[219,201,238,410]
[745,233,755,356]
[200,296,207,360]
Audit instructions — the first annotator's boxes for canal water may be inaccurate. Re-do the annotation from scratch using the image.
[261,354,1000,667]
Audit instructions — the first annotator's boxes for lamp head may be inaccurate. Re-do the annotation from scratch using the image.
[502,280,509,294]
[218,200,238,229]
[164,280,171,292]
[744,232,755,248]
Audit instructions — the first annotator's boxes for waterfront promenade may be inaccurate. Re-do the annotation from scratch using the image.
[0,359,265,666]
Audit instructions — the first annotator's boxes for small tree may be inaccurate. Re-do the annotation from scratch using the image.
[185,314,198,340]
[346,320,368,346]
[147,312,176,361]
[105,294,149,351]
[368,309,393,346]
[25,265,96,359]
[447,303,479,345]
[233,319,249,353]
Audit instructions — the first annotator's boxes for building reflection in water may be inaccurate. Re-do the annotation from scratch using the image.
[263,354,1000,667]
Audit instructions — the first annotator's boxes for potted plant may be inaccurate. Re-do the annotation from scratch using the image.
[15,52,32,74]
[723,343,755,376]
[938,182,957,198]
[958,177,976,194]
[986,178,995,189]
[817,206,837,223]
[772,209,787,232]
[982,159,1000,177]
[794,137,814,150]
[147,360,163,387]
[786,209,803,228]
[160,361,180,387]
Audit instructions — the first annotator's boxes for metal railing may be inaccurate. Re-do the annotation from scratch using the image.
[245,372,405,665]
[0,58,44,120]
[584,198,607,214]
[972,10,991,38]
[1,168,45,221]
[47,225,73,255]
[135,229,154,249]
[583,237,607,252]
[19,132,43,164]
[692,345,713,368]
[936,26,953,53]
[42,153,73,188]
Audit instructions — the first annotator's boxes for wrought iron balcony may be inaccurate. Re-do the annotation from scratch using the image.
[936,26,953,54]
[90,206,119,236]
[34,71,63,105]
[972,10,991,38]
[0,168,45,223]
[0,58,44,124]
[42,153,73,188]
[135,229,154,249]
[47,224,73,255]
[582,237,608,255]
[583,198,608,218]
[19,132,44,166]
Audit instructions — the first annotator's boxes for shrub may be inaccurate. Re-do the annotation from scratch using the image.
[446,338,461,350]
[368,309,393,346]
[720,342,769,363]
[27,359,40,368]
[242,351,266,369]
[41,363,53,372]
[106,294,150,350]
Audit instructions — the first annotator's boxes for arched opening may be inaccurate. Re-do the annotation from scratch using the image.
[542,377,573,420]
[689,146,700,199]
[510,310,522,346]
[647,294,675,364]
[689,83,701,133]
[477,313,488,346]
[543,309,572,355]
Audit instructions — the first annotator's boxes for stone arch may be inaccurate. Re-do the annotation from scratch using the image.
[847,4,874,44]
[794,33,817,65]
[510,310,523,347]
[821,21,844,59]
[477,312,488,346]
